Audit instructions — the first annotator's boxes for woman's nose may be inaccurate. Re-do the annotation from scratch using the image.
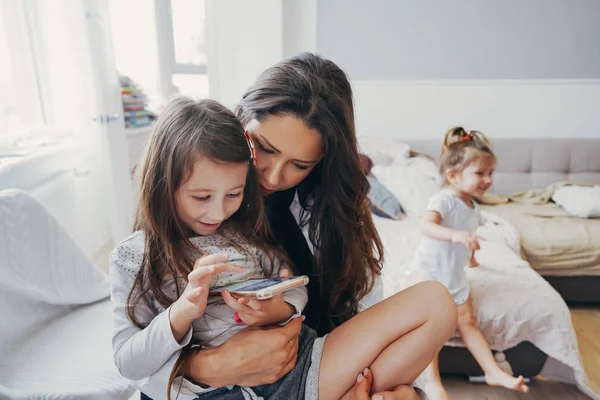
[264,163,284,187]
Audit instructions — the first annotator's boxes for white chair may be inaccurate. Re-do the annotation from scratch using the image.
[0,189,135,399]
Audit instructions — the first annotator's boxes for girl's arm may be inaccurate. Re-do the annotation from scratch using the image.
[110,239,195,381]
[420,211,455,241]
[420,211,480,251]
[110,239,244,381]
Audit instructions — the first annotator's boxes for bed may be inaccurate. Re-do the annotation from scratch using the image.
[397,138,600,304]
[358,137,600,399]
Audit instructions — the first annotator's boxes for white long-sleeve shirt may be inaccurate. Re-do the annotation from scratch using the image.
[109,230,307,399]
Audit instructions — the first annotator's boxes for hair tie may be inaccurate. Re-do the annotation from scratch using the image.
[460,132,475,142]
[244,130,257,166]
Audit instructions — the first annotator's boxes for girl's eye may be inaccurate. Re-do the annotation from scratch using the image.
[193,195,210,202]
[227,192,242,198]
[257,142,275,154]
[294,164,310,171]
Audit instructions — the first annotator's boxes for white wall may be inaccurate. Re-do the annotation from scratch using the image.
[205,0,284,109]
[352,80,600,139]
[282,0,316,58]
[353,80,600,140]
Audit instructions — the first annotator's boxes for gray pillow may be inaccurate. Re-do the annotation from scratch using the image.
[367,175,403,220]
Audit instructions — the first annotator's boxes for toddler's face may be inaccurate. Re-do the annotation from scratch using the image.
[452,156,495,198]
[175,155,248,236]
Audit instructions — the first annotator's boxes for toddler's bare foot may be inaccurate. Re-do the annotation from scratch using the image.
[485,371,529,393]
[468,257,479,268]
[423,381,451,400]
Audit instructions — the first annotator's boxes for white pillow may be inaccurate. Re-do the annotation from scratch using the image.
[357,136,411,167]
[552,185,600,218]
[372,156,441,217]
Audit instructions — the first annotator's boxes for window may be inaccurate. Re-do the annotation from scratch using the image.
[108,0,209,112]
[157,0,209,101]
[0,1,44,137]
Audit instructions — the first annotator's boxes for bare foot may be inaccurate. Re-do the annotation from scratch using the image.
[468,256,479,268]
[485,370,529,393]
[423,381,451,400]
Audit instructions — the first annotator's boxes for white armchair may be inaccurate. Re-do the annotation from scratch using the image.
[0,189,135,399]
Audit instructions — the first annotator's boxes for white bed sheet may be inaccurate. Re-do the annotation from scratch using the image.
[374,213,599,399]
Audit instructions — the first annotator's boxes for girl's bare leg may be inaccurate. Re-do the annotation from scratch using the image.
[318,280,458,400]
[456,296,529,393]
[422,354,451,400]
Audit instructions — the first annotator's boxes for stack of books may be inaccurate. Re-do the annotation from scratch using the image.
[119,75,155,128]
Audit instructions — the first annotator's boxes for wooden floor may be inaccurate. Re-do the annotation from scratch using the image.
[572,307,600,393]
[444,377,592,399]
[443,306,600,399]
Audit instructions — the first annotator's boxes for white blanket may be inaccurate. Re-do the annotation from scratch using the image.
[553,185,600,218]
[374,213,599,399]
[0,189,134,399]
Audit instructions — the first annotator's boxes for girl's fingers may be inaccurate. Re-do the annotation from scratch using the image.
[222,290,257,316]
[193,252,230,269]
[279,268,290,279]
[188,263,245,284]
[244,298,263,311]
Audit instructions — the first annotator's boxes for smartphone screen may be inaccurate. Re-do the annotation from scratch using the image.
[213,278,284,293]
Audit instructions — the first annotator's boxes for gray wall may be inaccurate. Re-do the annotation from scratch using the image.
[317,0,600,80]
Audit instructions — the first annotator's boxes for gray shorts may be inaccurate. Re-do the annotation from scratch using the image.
[195,324,325,400]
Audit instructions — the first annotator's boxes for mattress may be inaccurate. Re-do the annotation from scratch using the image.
[481,203,600,277]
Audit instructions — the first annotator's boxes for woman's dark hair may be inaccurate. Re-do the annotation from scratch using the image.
[236,52,384,332]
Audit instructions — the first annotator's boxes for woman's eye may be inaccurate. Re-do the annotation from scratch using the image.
[193,196,210,202]
[227,192,242,198]
[257,143,275,154]
[294,164,309,171]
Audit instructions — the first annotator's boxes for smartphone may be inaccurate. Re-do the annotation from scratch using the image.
[210,276,309,300]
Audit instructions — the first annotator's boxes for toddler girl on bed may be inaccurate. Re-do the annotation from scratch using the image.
[416,127,529,400]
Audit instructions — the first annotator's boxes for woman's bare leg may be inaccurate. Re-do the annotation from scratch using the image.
[318,281,458,400]
[456,296,529,393]
[421,354,451,400]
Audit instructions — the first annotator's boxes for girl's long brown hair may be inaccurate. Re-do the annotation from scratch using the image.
[236,52,384,332]
[128,97,284,398]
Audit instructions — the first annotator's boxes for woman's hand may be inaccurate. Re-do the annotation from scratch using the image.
[170,253,245,342]
[350,368,421,400]
[221,269,295,327]
[184,316,303,387]
[450,231,481,252]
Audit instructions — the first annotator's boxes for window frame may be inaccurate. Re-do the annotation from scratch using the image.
[153,0,208,104]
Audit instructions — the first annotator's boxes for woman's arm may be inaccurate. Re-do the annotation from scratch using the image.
[184,317,303,387]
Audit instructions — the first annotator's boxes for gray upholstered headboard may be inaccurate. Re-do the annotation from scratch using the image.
[402,139,600,195]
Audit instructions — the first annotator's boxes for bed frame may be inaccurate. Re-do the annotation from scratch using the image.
[402,138,600,377]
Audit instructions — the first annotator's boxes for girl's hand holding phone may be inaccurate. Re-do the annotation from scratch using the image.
[169,253,245,342]
[221,269,296,327]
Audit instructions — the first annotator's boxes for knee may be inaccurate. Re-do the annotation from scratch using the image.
[414,281,457,332]
[458,312,477,331]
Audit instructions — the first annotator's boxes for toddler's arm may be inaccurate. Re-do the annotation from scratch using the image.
[420,211,480,252]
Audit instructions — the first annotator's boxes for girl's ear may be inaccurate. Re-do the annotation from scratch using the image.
[446,169,457,185]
